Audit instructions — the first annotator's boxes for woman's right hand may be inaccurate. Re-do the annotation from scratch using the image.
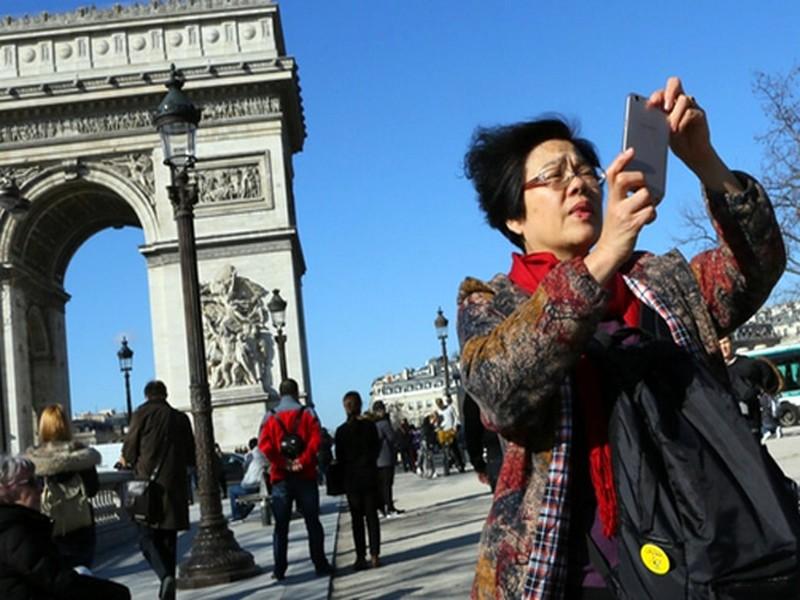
[585,148,656,285]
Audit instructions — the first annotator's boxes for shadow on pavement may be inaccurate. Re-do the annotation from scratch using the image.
[381,531,481,565]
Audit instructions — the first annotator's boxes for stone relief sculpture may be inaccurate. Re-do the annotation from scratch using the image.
[0,96,280,145]
[200,265,271,389]
[197,164,261,204]
[91,153,155,197]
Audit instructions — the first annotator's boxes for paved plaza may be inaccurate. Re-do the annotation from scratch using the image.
[90,431,800,599]
[92,468,490,599]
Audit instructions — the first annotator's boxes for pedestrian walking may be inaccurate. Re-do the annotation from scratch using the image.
[720,336,784,441]
[0,454,130,599]
[258,379,333,580]
[228,437,268,521]
[419,412,439,479]
[436,398,465,475]
[120,380,195,600]
[213,443,228,499]
[458,77,787,598]
[371,401,403,517]
[335,391,382,570]
[26,404,101,569]
[462,394,503,492]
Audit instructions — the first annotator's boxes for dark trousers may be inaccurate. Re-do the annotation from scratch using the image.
[138,525,177,582]
[377,466,395,514]
[271,477,328,577]
[346,489,380,559]
[55,524,96,568]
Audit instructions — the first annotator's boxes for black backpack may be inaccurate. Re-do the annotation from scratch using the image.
[272,407,306,460]
[587,327,800,599]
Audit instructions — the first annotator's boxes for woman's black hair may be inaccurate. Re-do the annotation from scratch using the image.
[343,391,362,420]
[463,116,600,250]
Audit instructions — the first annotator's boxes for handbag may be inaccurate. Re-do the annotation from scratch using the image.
[123,413,173,524]
[325,461,345,496]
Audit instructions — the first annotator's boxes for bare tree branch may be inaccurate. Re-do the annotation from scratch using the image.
[678,65,800,289]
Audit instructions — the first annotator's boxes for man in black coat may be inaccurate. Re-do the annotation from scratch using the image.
[121,380,195,600]
[720,337,782,440]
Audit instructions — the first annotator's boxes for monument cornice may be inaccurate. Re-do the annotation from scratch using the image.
[0,76,305,152]
[0,0,277,36]
[140,227,299,266]
[0,57,297,104]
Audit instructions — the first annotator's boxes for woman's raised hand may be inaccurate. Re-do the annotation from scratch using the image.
[648,76,740,193]
[585,148,655,285]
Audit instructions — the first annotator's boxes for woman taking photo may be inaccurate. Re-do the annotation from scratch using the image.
[457,77,785,598]
[26,404,101,569]
[335,391,382,570]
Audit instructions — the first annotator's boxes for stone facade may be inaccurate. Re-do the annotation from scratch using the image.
[734,300,800,350]
[370,357,461,426]
[0,0,310,452]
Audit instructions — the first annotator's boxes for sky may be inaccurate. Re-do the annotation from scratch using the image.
[9,1,800,435]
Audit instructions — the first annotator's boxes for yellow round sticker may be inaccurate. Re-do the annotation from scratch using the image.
[640,543,670,575]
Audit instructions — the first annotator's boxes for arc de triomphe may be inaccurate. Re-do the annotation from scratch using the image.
[0,0,311,453]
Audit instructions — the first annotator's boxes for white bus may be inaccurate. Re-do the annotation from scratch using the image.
[744,343,800,426]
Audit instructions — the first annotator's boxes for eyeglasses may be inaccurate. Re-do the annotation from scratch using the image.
[523,159,606,192]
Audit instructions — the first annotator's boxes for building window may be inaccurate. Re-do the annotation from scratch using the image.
[113,35,124,53]
[426,400,432,408]
[425,382,432,388]
[3,47,12,66]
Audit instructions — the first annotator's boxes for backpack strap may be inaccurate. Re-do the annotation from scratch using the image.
[149,410,175,483]
[270,407,306,436]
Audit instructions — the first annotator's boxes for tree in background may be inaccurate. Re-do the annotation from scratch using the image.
[679,65,800,293]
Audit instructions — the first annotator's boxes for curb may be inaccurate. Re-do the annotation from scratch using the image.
[326,497,344,599]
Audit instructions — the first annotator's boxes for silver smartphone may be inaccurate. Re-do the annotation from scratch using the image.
[622,93,669,204]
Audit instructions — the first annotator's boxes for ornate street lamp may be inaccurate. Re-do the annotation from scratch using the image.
[267,289,288,382]
[0,176,31,215]
[116,338,134,423]
[155,64,257,588]
[434,307,452,401]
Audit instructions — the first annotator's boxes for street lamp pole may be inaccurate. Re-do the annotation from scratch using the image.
[155,65,257,588]
[267,289,288,382]
[434,308,452,402]
[117,338,134,423]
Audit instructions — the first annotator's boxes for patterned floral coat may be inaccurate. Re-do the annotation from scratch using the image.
[457,173,785,599]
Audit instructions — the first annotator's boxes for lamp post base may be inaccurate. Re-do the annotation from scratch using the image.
[176,521,260,589]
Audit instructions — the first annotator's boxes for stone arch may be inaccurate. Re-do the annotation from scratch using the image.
[0,160,156,286]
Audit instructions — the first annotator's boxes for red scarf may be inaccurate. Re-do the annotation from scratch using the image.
[508,252,640,538]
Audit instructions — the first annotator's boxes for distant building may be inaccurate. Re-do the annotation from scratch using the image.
[370,356,461,426]
[72,409,128,445]
[734,300,800,349]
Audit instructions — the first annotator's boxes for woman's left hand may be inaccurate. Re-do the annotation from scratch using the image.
[648,77,713,174]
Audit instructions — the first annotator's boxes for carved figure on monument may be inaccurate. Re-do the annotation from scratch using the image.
[200,265,271,389]
[196,165,261,204]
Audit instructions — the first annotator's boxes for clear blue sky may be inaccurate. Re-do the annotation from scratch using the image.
[13,1,800,433]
